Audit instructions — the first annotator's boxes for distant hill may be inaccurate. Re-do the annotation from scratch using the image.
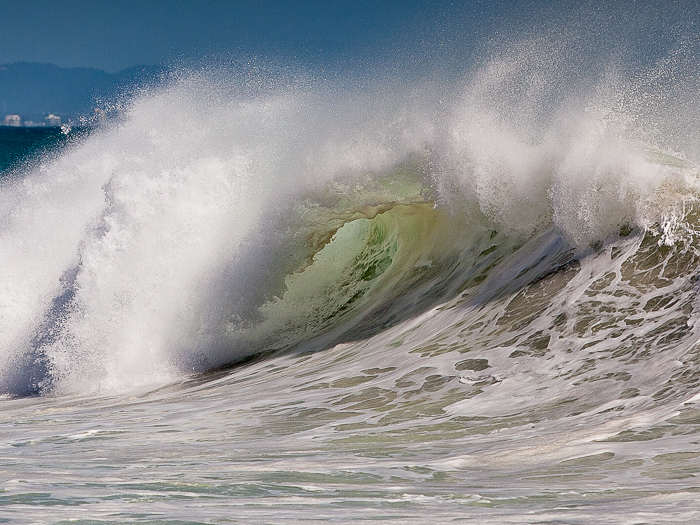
[0,62,166,122]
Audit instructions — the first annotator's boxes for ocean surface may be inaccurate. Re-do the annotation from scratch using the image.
[2,14,700,523]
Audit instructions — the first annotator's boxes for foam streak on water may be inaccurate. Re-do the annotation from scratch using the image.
[2,16,700,523]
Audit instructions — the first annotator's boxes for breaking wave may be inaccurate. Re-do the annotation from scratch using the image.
[1,32,699,400]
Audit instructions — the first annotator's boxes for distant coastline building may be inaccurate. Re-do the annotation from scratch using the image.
[3,115,21,127]
[45,114,61,127]
[2,113,64,127]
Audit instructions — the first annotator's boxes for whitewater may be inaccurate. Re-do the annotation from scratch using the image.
[3,17,700,524]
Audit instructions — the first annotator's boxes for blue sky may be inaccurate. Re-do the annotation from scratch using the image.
[0,0,519,72]
[1,1,696,74]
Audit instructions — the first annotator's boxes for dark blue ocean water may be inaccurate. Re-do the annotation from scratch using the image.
[0,127,76,174]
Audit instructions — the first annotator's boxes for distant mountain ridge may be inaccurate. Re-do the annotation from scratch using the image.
[0,62,166,121]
